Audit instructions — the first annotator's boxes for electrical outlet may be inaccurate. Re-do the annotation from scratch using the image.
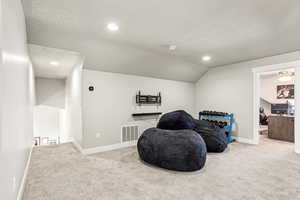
[96,133,101,138]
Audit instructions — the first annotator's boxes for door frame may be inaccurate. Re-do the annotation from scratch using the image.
[252,60,300,153]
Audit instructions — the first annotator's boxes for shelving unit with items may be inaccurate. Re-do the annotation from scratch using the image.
[199,111,234,143]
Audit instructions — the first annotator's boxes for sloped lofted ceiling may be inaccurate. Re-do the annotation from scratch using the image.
[23,0,300,82]
[29,44,83,79]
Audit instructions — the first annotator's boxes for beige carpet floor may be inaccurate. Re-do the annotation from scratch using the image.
[23,137,300,200]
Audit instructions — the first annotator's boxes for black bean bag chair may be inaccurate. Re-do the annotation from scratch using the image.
[193,119,228,152]
[157,110,196,130]
[137,128,207,172]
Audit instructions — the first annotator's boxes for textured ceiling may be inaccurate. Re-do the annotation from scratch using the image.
[29,44,82,79]
[23,0,300,82]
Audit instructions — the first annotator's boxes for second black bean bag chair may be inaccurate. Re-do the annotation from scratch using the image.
[137,128,207,172]
[193,119,228,152]
[157,110,196,130]
[157,110,228,153]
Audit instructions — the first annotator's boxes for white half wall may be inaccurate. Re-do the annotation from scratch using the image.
[82,69,196,149]
[196,50,300,141]
[0,0,35,199]
[33,105,64,140]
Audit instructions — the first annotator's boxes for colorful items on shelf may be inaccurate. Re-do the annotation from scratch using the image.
[199,111,234,143]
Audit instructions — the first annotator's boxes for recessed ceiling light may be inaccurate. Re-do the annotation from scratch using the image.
[107,23,119,31]
[50,61,59,66]
[169,45,177,51]
[202,56,211,61]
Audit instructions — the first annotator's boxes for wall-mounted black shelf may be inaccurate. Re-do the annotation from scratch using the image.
[136,91,161,106]
[132,112,162,117]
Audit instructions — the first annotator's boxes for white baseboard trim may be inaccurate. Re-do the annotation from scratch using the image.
[81,141,137,155]
[232,136,258,145]
[295,147,300,154]
[17,146,33,200]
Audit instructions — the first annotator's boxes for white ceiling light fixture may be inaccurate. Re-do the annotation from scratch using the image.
[50,61,59,66]
[107,22,119,31]
[202,55,211,62]
[278,71,294,82]
[169,45,177,51]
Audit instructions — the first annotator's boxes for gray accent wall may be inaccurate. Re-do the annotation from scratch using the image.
[81,69,196,149]
[196,50,300,140]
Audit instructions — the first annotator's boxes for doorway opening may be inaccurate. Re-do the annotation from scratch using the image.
[258,68,295,145]
[33,78,67,146]
[253,61,300,153]
[30,44,83,147]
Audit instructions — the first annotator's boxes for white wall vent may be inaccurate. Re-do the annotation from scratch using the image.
[121,125,139,143]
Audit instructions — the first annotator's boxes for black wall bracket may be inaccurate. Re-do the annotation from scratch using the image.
[136,90,161,106]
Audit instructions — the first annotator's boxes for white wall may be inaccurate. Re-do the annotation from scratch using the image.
[196,50,300,140]
[33,106,63,140]
[65,61,83,146]
[0,0,35,199]
[35,78,66,108]
[82,69,195,149]
[260,74,294,104]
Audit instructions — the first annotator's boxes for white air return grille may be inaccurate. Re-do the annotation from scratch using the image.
[122,125,139,143]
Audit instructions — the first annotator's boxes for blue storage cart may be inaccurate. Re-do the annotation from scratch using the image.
[199,112,234,143]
